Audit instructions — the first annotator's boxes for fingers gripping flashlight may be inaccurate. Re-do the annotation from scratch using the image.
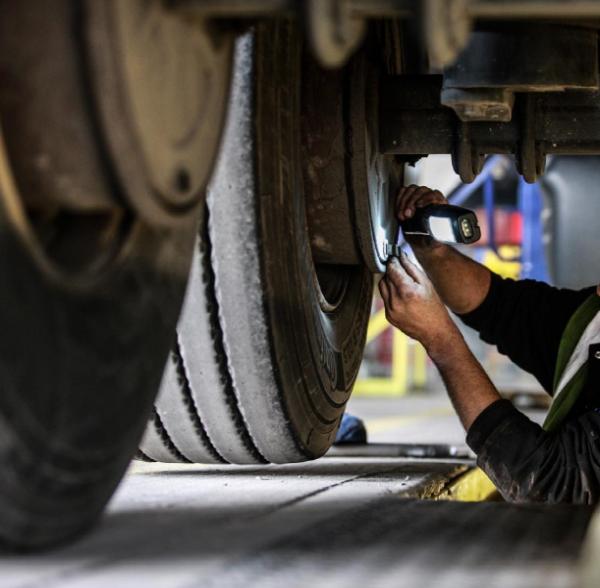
[401,204,481,245]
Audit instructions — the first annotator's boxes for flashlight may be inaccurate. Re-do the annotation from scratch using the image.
[401,204,481,245]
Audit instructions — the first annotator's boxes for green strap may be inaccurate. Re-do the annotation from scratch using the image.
[543,293,600,432]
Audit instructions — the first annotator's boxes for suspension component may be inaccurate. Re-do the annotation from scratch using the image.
[380,75,600,183]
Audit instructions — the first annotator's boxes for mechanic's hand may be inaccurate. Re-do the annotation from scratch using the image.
[396,185,447,251]
[379,252,459,352]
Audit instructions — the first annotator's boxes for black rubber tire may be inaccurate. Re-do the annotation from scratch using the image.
[0,217,196,550]
[141,25,373,464]
[0,1,202,549]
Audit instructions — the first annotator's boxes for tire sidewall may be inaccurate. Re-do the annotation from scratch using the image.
[255,21,372,455]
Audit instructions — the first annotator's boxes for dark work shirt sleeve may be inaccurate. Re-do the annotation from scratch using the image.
[467,400,600,504]
[458,273,594,393]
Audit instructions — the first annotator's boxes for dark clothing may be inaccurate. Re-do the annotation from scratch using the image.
[459,273,600,503]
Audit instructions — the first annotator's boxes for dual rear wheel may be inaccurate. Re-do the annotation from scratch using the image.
[0,4,399,549]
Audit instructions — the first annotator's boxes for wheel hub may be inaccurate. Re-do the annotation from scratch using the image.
[348,50,403,273]
[87,0,234,225]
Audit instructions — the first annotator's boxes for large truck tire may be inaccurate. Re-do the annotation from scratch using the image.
[0,0,231,548]
[0,206,197,550]
[140,25,374,464]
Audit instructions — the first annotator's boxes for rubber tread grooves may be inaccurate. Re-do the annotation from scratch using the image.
[151,409,191,464]
[201,208,268,464]
[171,339,226,463]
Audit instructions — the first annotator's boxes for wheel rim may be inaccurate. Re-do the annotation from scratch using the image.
[349,49,404,273]
[86,0,234,225]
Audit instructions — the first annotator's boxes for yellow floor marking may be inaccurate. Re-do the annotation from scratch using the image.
[365,405,455,434]
[437,467,499,502]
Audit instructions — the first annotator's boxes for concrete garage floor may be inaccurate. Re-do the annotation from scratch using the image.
[349,394,469,445]
[1,394,594,588]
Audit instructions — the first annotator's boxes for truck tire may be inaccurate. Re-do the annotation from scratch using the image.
[0,0,230,548]
[0,214,196,551]
[140,25,373,464]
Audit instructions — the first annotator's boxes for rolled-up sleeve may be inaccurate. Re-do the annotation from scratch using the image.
[467,400,600,504]
[458,274,593,393]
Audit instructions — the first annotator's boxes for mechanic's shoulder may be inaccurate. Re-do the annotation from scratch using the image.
[505,277,595,300]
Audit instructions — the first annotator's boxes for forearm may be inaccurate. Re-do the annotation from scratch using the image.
[427,330,501,430]
[378,251,499,430]
[413,245,491,315]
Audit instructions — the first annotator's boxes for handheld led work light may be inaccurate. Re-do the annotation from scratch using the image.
[401,204,481,245]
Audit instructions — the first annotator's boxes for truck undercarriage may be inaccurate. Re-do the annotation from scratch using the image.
[2,0,600,548]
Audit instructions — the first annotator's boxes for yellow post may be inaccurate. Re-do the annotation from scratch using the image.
[391,328,409,395]
[412,342,427,389]
[364,309,390,344]
[354,308,410,396]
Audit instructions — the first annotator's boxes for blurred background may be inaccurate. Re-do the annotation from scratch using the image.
[347,154,600,448]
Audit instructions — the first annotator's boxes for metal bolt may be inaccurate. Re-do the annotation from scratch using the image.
[594,350,600,360]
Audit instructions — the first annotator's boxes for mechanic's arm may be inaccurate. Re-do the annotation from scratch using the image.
[380,254,600,504]
[469,406,600,504]
[378,253,499,430]
[395,185,594,393]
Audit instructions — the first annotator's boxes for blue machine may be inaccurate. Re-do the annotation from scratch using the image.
[448,155,549,282]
